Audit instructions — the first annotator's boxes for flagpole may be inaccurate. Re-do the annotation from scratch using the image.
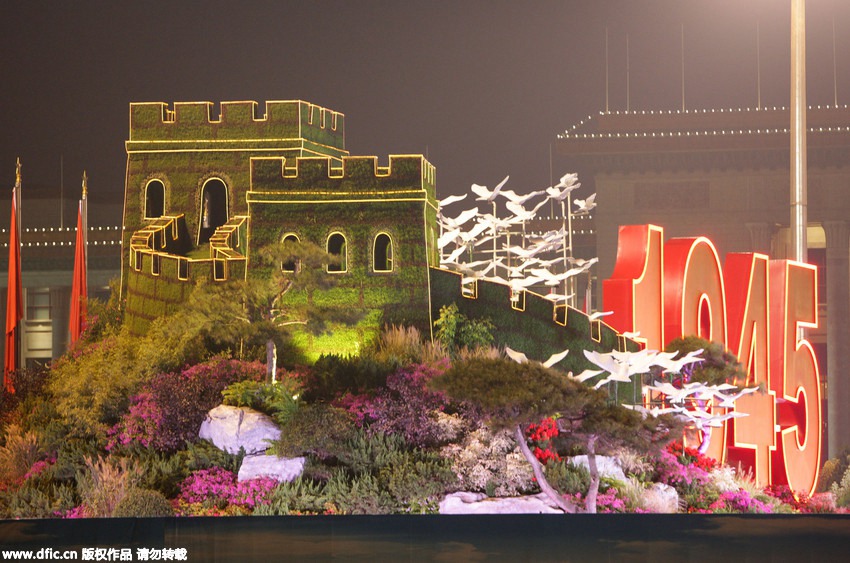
[5,159,23,389]
[82,172,88,290]
[68,173,89,347]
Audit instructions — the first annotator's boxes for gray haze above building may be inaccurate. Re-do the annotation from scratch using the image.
[1,0,849,222]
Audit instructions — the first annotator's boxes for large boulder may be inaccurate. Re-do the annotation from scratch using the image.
[439,492,563,514]
[238,454,306,483]
[199,405,281,455]
[569,455,627,483]
[641,483,680,513]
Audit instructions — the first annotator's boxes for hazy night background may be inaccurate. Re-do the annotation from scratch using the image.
[1,0,849,223]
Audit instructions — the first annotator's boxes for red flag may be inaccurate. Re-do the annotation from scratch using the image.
[4,184,22,391]
[69,200,87,346]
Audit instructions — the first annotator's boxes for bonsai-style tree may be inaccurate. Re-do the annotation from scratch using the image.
[431,357,608,513]
[555,400,681,513]
[170,239,340,381]
[665,336,747,386]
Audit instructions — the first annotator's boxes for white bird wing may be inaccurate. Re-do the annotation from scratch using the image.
[519,189,546,205]
[556,173,579,189]
[491,175,510,200]
[573,368,603,382]
[450,207,479,227]
[462,220,490,241]
[443,245,466,264]
[504,346,528,364]
[439,193,467,207]
[505,200,528,217]
[716,386,760,408]
[543,349,569,368]
[588,311,614,320]
[498,188,520,203]
[471,183,492,201]
[438,229,462,249]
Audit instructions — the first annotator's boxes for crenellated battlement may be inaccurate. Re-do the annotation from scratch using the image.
[128,100,345,150]
[249,155,436,198]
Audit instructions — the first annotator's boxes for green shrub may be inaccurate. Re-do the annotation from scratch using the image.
[122,440,245,499]
[0,424,43,485]
[125,449,190,499]
[269,404,355,460]
[325,471,397,515]
[379,453,456,513]
[322,430,456,515]
[303,354,395,402]
[180,440,245,474]
[0,483,76,519]
[545,460,590,496]
[221,377,302,425]
[251,478,329,515]
[818,451,850,493]
[434,303,494,355]
[113,488,174,517]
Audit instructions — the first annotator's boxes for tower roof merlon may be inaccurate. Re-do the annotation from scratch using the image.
[248,155,436,203]
[127,100,345,152]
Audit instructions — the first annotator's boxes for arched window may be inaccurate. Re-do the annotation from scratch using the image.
[327,232,347,273]
[281,233,300,273]
[145,180,165,218]
[373,233,393,272]
[198,178,228,244]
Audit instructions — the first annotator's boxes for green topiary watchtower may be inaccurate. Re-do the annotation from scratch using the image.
[249,155,438,355]
[121,100,437,352]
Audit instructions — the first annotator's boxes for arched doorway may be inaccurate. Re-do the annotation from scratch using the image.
[198,178,228,245]
[145,179,165,218]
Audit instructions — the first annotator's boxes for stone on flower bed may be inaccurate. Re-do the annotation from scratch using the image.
[237,454,306,483]
[199,405,281,455]
[569,455,627,483]
[439,492,563,514]
[641,483,679,513]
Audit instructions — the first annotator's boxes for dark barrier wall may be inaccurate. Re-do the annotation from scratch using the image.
[2,515,850,562]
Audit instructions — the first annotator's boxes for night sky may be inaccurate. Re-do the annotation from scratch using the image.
[1,0,849,219]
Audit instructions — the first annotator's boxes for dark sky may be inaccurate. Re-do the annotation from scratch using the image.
[1,0,849,214]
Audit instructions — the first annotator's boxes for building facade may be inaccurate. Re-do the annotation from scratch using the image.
[0,187,121,367]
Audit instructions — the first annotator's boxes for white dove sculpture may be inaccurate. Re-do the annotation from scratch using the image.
[471,175,510,203]
[502,189,546,205]
[573,193,597,215]
[504,346,570,369]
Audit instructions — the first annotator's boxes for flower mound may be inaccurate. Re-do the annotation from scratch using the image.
[177,467,277,513]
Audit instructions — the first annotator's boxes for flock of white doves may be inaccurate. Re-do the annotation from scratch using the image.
[437,173,597,305]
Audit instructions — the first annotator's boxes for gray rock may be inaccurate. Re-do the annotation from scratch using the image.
[569,455,627,483]
[439,492,563,514]
[238,454,306,483]
[642,483,680,513]
[199,405,281,455]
